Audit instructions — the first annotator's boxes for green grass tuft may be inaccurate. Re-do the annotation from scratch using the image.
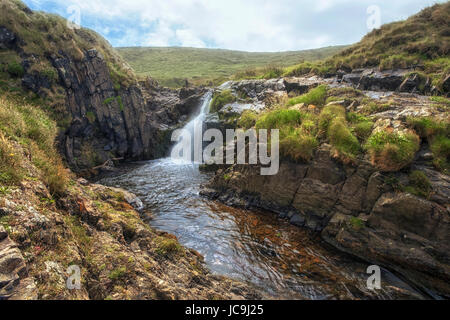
[404,171,432,198]
[256,109,303,130]
[327,117,361,162]
[287,85,328,107]
[237,110,258,129]
[279,128,319,162]
[210,90,236,113]
[365,131,420,172]
[155,238,182,256]
[7,62,24,78]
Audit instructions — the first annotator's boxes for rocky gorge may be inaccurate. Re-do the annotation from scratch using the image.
[0,0,449,301]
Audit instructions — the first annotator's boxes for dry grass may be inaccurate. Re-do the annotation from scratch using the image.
[365,130,421,172]
[0,94,68,195]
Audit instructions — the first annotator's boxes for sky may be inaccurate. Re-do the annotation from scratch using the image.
[22,0,447,52]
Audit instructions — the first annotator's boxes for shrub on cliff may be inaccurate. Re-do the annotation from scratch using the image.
[210,90,236,113]
[255,107,320,162]
[365,130,420,172]
[0,0,136,89]
[287,85,328,107]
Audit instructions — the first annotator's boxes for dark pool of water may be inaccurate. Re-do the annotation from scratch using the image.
[99,158,425,300]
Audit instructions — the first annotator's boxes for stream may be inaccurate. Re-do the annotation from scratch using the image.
[99,91,425,300]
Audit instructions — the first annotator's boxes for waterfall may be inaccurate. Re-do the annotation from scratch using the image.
[171,90,213,163]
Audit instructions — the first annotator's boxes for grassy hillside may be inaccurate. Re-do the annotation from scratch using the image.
[0,0,135,90]
[117,46,347,88]
[284,2,450,92]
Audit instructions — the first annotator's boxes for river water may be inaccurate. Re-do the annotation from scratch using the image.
[99,91,425,300]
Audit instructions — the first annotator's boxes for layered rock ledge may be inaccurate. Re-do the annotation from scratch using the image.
[201,77,450,298]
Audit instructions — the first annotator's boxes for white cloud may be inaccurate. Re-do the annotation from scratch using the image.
[175,29,206,48]
[23,0,447,52]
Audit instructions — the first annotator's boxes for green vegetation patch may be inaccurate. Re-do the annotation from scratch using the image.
[237,110,258,129]
[210,90,236,113]
[407,116,450,174]
[0,94,68,195]
[347,112,374,141]
[279,128,319,162]
[328,116,361,162]
[287,85,328,107]
[365,130,420,172]
[256,109,303,130]
[404,171,432,198]
[254,106,320,162]
[349,217,365,230]
[108,266,128,281]
[7,62,24,78]
[318,105,346,133]
[155,238,182,257]
[117,46,347,88]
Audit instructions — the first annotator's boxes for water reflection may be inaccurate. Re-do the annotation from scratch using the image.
[100,158,424,300]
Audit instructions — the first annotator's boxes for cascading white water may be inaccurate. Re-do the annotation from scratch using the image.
[171,90,213,163]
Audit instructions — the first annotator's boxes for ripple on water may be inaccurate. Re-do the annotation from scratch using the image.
[100,158,426,300]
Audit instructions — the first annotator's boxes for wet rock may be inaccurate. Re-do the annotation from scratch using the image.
[230,79,285,100]
[218,102,265,117]
[322,192,450,297]
[290,214,305,227]
[283,77,322,94]
[292,179,340,230]
[342,69,409,92]
[368,193,449,241]
[399,73,431,94]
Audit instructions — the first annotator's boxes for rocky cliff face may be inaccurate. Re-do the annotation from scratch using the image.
[201,77,450,298]
[50,49,206,172]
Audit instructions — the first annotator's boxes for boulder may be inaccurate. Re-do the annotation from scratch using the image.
[0,233,38,300]
[342,69,409,92]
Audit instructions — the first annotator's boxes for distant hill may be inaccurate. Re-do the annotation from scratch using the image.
[116,46,348,88]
